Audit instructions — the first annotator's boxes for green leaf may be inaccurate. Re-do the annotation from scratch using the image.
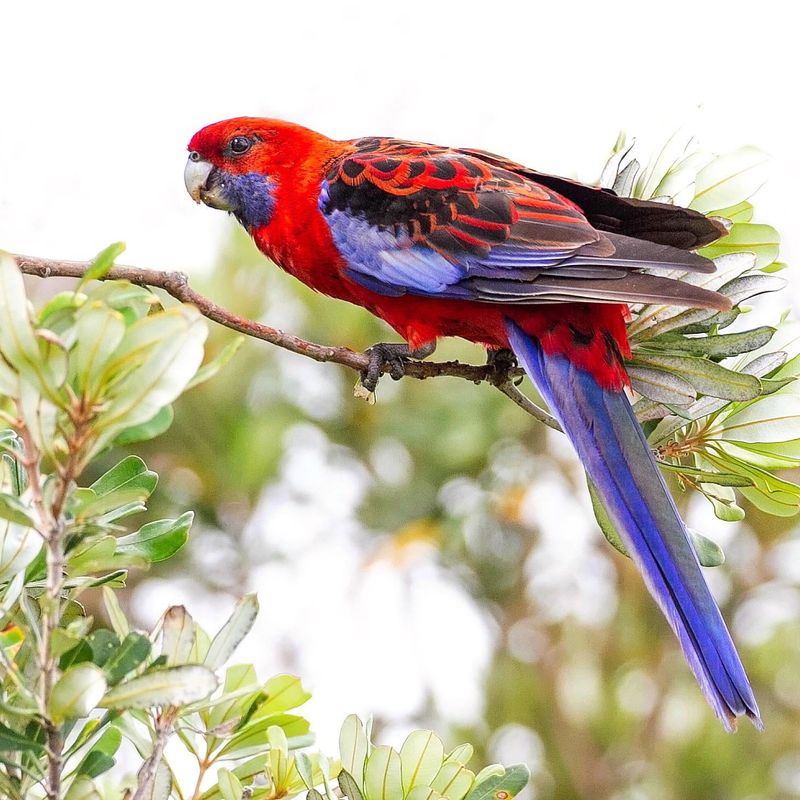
[49,664,108,724]
[640,326,775,360]
[69,535,150,575]
[64,776,102,800]
[296,752,317,790]
[689,147,768,213]
[84,455,158,513]
[216,768,244,800]
[113,405,174,446]
[339,714,369,786]
[78,242,126,289]
[59,640,93,671]
[657,461,754,487]
[72,303,126,395]
[701,482,746,522]
[103,632,152,684]
[102,587,130,638]
[0,517,41,583]
[38,290,86,332]
[252,674,311,718]
[268,725,290,787]
[406,789,445,800]
[651,151,713,206]
[205,592,259,669]
[87,629,120,667]
[0,623,23,651]
[631,354,761,401]
[92,306,207,448]
[0,494,35,528]
[115,512,193,564]
[0,721,45,752]
[720,393,800,444]
[704,447,800,517]
[85,280,157,324]
[718,273,786,306]
[445,745,474,767]
[400,730,445,794]
[672,307,741,335]
[430,760,475,800]
[589,479,630,559]
[75,751,115,780]
[464,765,530,800]
[217,713,310,759]
[627,366,696,405]
[700,223,780,269]
[152,760,173,800]
[470,765,505,786]
[161,605,196,665]
[687,528,725,567]
[338,770,365,800]
[75,720,122,778]
[100,665,218,709]
[709,200,753,224]
[0,253,47,393]
[364,746,403,800]
[187,336,245,390]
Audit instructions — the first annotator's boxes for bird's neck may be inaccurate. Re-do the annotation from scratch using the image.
[252,139,357,298]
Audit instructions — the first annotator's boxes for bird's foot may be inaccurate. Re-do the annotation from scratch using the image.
[359,341,436,393]
[486,348,520,385]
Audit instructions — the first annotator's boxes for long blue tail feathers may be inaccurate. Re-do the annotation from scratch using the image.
[506,320,761,731]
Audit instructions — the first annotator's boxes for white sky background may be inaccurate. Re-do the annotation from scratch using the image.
[2,0,800,785]
[1,1,798,272]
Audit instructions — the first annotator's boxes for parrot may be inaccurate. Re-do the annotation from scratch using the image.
[184,117,760,731]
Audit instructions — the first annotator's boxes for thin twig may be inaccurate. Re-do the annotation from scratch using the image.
[16,414,62,800]
[16,399,92,800]
[12,254,562,427]
[496,381,562,431]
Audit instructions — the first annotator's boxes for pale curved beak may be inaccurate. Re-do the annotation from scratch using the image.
[184,156,231,210]
[184,156,213,203]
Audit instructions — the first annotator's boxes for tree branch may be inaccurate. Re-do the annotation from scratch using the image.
[13,254,561,430]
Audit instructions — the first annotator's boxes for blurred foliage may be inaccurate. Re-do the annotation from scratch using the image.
[0,253,526,799]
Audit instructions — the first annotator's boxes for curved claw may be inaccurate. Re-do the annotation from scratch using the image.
[486,347,520,386]
[360,341,436,392]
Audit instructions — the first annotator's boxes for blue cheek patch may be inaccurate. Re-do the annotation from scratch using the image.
[223,172,276,229]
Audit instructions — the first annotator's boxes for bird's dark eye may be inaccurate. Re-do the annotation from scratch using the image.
[229,136,253,155]
[189,151,201,162]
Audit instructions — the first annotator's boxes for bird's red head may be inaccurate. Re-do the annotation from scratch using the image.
[184,117,335,230]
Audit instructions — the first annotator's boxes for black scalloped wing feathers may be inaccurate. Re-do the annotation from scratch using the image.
[457,147,727,250]
[320,137,730,310]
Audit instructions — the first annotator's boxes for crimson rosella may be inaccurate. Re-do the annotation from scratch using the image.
[184,117,760,730]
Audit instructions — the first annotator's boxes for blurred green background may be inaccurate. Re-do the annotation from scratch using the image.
[91,229,800,800]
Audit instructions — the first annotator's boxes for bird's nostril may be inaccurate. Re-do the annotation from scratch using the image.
[189,151,201,162]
